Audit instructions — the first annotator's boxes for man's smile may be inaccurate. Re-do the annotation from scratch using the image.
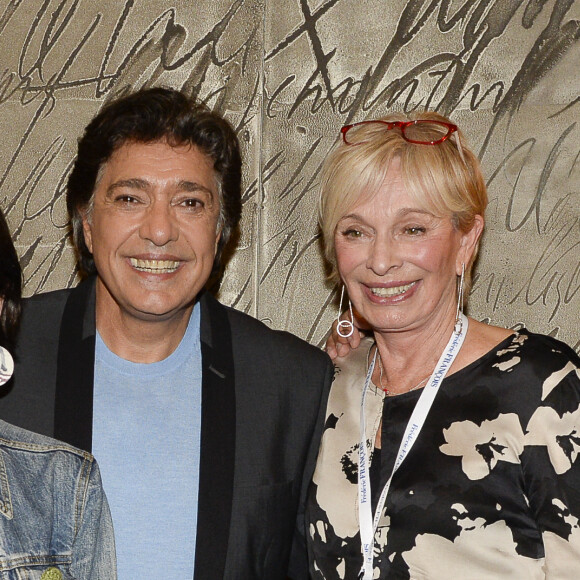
[129,258,181,273]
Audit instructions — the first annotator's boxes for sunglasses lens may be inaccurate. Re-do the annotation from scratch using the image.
[403,121,452,144]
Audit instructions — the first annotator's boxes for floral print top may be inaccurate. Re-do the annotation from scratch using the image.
[306,329,580,579]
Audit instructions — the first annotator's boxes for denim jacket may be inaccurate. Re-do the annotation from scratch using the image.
[0,420,116,579]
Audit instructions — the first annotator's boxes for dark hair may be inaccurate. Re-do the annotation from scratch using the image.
[0,208,22,350]
[67,87,242,277]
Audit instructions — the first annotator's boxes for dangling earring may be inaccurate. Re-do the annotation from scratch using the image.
[454,262,465,334]
[337,286,354,338]
[0,346,14,386]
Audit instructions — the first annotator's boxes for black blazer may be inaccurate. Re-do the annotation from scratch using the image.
[1,278,333,579]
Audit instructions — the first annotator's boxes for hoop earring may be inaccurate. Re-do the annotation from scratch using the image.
[0,346,14,386]
[337,286,354,338]
[454,262,465,334]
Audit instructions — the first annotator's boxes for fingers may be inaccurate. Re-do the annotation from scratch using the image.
[325,319,363,361]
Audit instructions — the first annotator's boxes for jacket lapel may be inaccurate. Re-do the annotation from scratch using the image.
[53,282,236,574]
[194,292,236,579]
[53,277,96,452]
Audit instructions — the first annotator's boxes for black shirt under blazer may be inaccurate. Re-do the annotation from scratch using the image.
[1,277,333,579]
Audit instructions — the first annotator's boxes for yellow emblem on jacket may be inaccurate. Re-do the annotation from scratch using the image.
[41,568,62,580]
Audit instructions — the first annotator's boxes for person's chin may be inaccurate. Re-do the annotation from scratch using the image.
[126,302,187,322]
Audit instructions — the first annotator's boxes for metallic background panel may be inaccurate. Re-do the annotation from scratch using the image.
[0,0,578,350]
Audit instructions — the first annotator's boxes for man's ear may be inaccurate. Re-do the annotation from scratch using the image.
[457,214,484,274]
[81,210,94,255]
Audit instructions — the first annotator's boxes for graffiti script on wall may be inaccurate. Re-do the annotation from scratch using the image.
[0,0,578,348]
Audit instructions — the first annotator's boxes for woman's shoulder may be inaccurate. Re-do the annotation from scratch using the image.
[329,335,383,404]
[515,328,579,362]
[332,335,376,380]
[459,319,580,387]
[463,319,512,357]
[465,319,579,365]
[508,327,580,381]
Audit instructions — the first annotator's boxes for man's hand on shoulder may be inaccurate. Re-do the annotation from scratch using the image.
[325,311,368,361]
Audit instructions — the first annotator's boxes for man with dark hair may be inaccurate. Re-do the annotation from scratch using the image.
[1,87,332,579]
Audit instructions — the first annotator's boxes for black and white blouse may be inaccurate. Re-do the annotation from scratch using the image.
[307,329,580,579]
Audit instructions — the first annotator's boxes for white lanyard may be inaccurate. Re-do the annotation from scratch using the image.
[358,314,468,579]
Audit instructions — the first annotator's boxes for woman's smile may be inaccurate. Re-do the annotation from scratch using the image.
[367,281,418,298]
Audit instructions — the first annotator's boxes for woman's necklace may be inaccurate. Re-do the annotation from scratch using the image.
[376,351,430,396]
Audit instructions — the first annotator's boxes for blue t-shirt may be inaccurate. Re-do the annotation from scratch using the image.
[92,304,202,579]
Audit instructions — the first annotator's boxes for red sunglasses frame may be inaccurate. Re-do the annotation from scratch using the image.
[340,119,458,145]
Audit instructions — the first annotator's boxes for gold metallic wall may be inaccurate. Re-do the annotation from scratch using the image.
[1,0,578,350]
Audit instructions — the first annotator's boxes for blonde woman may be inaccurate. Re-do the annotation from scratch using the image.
[307,113,580,579]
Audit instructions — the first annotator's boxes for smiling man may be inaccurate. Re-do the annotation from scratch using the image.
[1,88,333,579]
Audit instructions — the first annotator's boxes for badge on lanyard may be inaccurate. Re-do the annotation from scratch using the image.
[358,315,468,579]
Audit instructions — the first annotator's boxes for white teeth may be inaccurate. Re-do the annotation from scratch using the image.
[370,282,416,297]
[130,258,180,273]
